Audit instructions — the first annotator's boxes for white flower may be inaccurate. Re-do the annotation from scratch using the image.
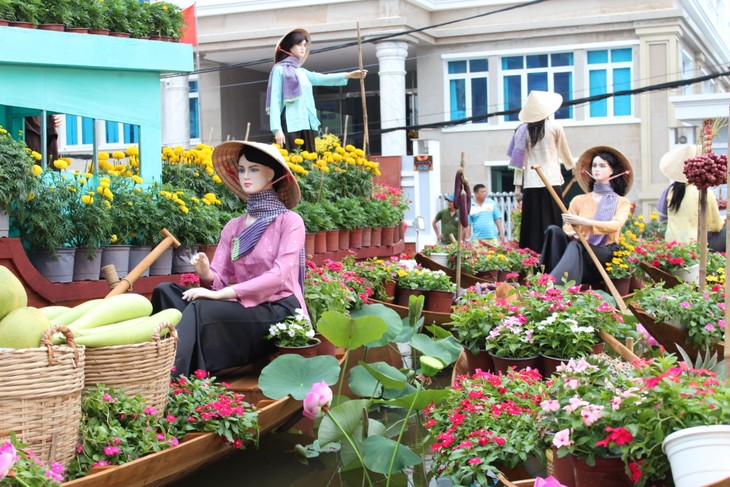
[276,322,287,330]
[306,329,315,338]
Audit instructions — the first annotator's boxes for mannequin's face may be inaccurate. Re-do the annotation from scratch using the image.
[238,157,275,195]
[289,40,307,60]
[591,155,613,184]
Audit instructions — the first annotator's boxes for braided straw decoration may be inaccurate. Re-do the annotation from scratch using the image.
[0,325,85,466]
[82,322,178,414]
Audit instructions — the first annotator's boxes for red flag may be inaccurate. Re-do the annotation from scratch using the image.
[180,4,197,46]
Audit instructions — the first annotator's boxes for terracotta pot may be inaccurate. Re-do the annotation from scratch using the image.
[277,339,320,358]
[571,454,631,487]
[371,227,383,247]
[304,233,315,257]
[338,229,350,250]
[382,280,397,300]
[497,269,520,283]
[489,352,540,375]
[89,28,110,35]
[325,230,339,252]
[551,446,576,487]
[110,31,131,37]
[9,21,36,29]
[65,27,89,33]
[629,275,645,292]
[395,287,425,307]
[381,226,396,246]
[425,289,453,313]
[361,227,372,247]
[38,24,65,31]
[349,227,363,249]
[475,269,499,282]
[314,231,327,254]
[314,333,336,357]
[611,277,631,296]
[541,355,568,378]
[592,342,605,354]
[463,348,493,375]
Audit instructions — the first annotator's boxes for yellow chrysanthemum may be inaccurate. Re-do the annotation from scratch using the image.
[132,175,143,185]
[112,151,126,160]
[126,146,139,156]
[212,175,222,184]
[30,151,42,161]
[99,152,110,160]
[31,164,42,177]
[81,194,94,205]
[294,138,305,146]
[110,234,118,244]
[53,159,69,170]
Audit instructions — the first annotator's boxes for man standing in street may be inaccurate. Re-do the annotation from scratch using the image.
[432,193,460,244]
[467,184,504,245]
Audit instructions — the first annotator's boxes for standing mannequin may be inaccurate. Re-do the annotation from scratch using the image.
[266,28,367,151]
[507,91,575,253]
[152,141,307,376]
[432,193,459,244]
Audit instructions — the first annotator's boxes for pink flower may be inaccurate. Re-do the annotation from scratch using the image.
[103,446,121,456]
[535,477,568,487]
[0,441,16,481]
[102,393,116,402]
[565,378,580,390]
[540,399,560,412]
[705,324,716,331]
[303,381,333,420]
[166,414,178,423]
[194,369,208,379]
[580,404,604,426]
[552,428,573,448]
[143,407,157,416]
[563,397,588,413]
[92,461,109,467]
[679,301,690,308]
[468,457,482,465]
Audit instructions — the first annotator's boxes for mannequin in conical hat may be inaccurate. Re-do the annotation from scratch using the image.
[265,28,367,152]
[506,90,576,253]
[540,146,632,285]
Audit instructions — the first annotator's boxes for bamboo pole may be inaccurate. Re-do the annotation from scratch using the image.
[697,118,714,288]
[244,122,251,142]
[454,153,467,293]
[562,177,576,198]
[725,103,730,379]
[356,22,369,157]
[531,165,639,363]
[343,114,350,146]
[104,229,181,297]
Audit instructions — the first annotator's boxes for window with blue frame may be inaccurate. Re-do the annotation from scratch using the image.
[446,58,488,123]
[189,77,201,141]
[63,115,139,149]
[587,48,633,117]
[501,52,574,121]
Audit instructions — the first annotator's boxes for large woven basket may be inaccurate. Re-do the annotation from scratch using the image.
[0,326,85,466]
[83,322,178,413]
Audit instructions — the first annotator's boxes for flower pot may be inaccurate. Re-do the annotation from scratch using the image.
[395,287,425,307]
[497,270,520,283]
[552,446,576,487]
[73,247,103,281]
[540,355,568,378]
[149,247,173,276]
[199,244,218,263]
[171,246,199,274]
[9,21,36,29]
[349,227,363,249]
[128,246,151,277]
[65,27,89,34]
[610,277,631,296]
[361,227,372,247]
[571,454,631,487]
[424,289,453,313]
[277,339,320,358]
[381,225,396,246]
[100,245,131,278]
[325,230,339,252]
[89,28,110,35]
[475,270,499,282]
[0,209,9,238]
[629,275,645,292]
[463,348,493,375]
[304,233,315,257]
[428,252,450,268]
[314,231,327,254]
[371,227,383,247]
[675,264,700,283]
[39,23,65,31]
[110,31,131,37]
[592,342,605,354]
[382,279,397,301]
[338,229,350,250]
[488,352,540,375]
[314,333,336,357]
[29,248,75,283]
[662,425,730,487]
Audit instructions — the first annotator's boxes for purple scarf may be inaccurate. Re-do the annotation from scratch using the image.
[588,182,618,246]
[507,124,529,170]
[265,56,302,113]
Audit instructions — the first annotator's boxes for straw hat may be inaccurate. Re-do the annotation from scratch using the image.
[274,28,311,65]
[574,146,633,195]
[212,141,301,209]
[659,145,699,183]
[518,91,563,123]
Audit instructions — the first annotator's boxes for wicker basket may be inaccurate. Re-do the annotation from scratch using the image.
[83,322,178,413]
[0,326,85,466]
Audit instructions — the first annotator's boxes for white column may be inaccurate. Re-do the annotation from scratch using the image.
[161,75,190,147]
[376,41,408,156]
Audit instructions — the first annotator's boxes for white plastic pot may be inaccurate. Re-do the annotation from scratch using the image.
[662,425,730,487]
[429,252,450,268]
[675,264,700,283]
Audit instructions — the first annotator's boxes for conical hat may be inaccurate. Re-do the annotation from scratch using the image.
[659,145,699,183]
[574,146,633,196]
[212,141,300,209]
[518,91,563,123]
[274,28,311,65]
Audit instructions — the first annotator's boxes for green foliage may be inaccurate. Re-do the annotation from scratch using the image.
[316,311,388,350]
[38,0,72,25]
[102,0,130,34]
[65,173,114,249]
[334,198,367,229]
[2,432,64,485]
[145,1,184,38]
[7,0,41,24]
[259,354,341,400]
[0,125,39,211]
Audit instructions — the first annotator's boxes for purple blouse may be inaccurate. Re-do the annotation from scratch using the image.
[207,211,307,316]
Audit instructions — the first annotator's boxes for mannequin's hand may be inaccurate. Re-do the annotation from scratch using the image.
[275,129,286,147]
[345,70,367,79]
[562,214,592,227]
[182,287,218,302]
[514,187,522,202]
[190,252,211,277]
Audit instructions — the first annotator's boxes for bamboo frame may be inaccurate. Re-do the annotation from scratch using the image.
[531,165,639,363]
[356,22,369,156]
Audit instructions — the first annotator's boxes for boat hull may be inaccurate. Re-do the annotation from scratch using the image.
[415,252,488,289]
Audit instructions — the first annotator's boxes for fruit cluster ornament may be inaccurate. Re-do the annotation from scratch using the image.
[683,152,727,190]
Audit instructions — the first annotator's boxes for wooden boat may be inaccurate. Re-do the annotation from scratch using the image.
[415,252,490,289]
[639,262,681,289]
[628,301,724,360]
[369,298,453,327]
[61,351,346,487]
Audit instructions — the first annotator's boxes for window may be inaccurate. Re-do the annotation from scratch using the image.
[501,53,574,121]
[587,48,633,117]
[446,59,488,123]
[63,115,138,147]
[189,76,201,142]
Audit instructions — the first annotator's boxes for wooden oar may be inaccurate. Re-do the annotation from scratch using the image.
[562,176,576,198]
[103,229,181,297]
[356,22,369,157]
[531,165,638,363]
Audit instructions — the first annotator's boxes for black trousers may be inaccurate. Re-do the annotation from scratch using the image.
[152,283,300,376]
[519,186,564,254]
[540,225,616,285]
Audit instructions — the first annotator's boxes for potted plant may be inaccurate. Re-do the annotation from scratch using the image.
[145,1,184,39]
[102,0,131,35]
[304,264,352,326]
[37,0,71,28]
[0,125,41,233]
[631,240,700,282]
[7,0,41,25]
[423,368,547,487]
[266,308,318,357]
[65,172,113,266]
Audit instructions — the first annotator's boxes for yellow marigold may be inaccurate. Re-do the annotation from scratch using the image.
[0,127,6,134]
[99,152,110,160]
[79,178,87,184]
[110,234,118,243]
[81,194,94,205]
[132,175,143,185]
[650,211,658,221]
[30,151,42,161]
[84,172,93,178]
[637,215,644,221]
[204,193,217,203]
[112,151,126,160]
[103,200,112,208]
[345,157,356,165]
[205,166,214,175]
[99,177,111,186]
[294,138,305,146]
[126,146,139,156]
[212,175,222,184]
[179,205,189,214]
[53,159,69,170]
[103,188,113,200]
[26,192,34,201]
[31,164,42,177]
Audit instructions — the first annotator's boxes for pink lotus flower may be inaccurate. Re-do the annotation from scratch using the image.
[0,441,16,481]
[303,381,333,420]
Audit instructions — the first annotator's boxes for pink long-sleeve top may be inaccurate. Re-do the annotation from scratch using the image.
[207,211,307,315]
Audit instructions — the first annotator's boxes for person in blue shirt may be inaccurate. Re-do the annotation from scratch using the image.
[467,184,504,244]
[265,28,367,152]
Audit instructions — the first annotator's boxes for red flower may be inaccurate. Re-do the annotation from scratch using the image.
[194,369,208,379]
[595,426,633,447]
